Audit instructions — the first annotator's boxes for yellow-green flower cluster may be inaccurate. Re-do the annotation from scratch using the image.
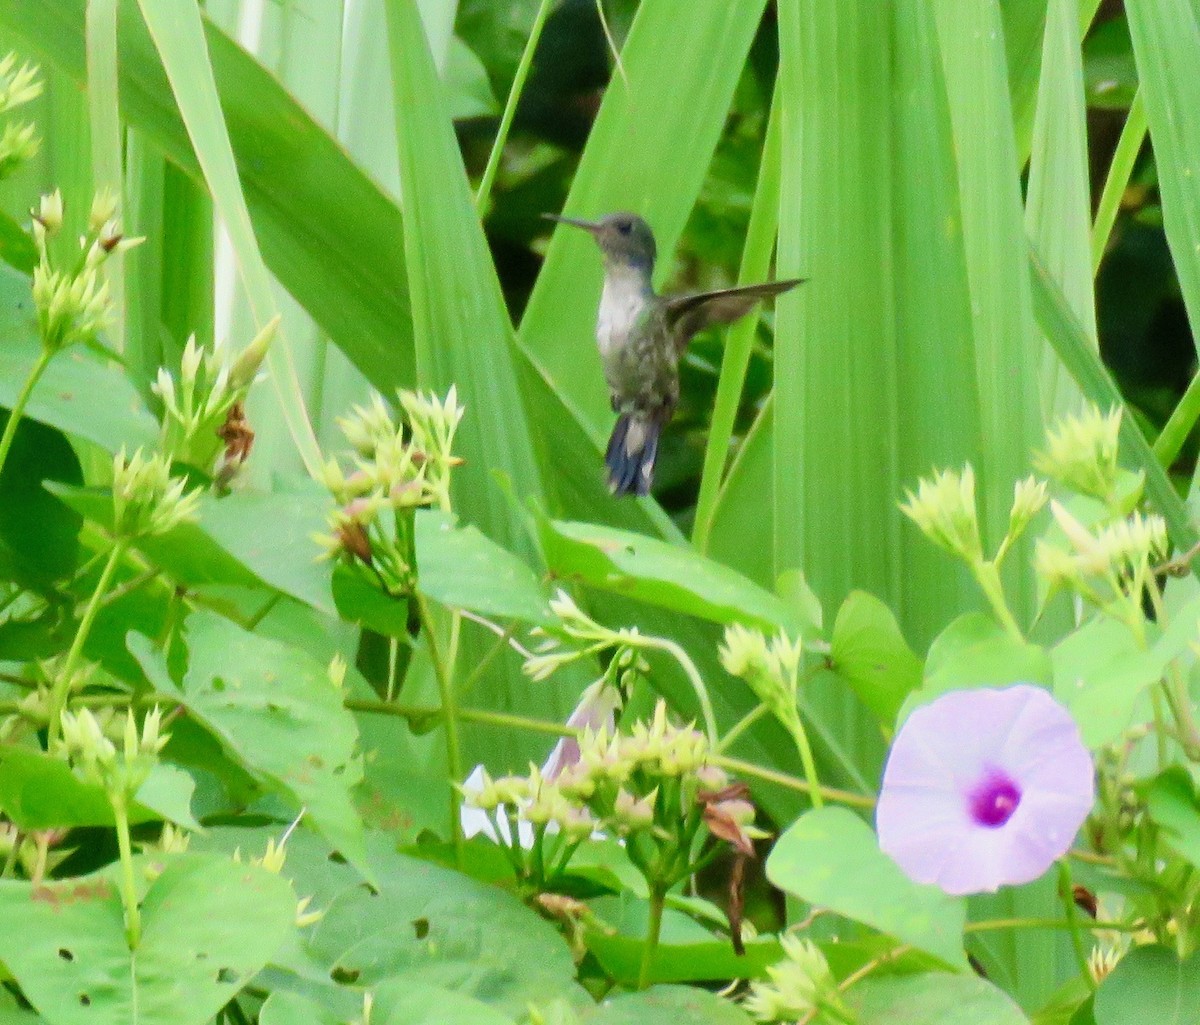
[1035,500,1167,621]
[152,318,276,474]
[899,465,983,564]
[524,590,646,684]
[0,53,40,179]
[1034,404,1123,503]
[743,935,849,1024]
[719,624,803,727]
[316,387,465,579]
[464,701,762,891]
[57,706,168,797]
[111,447,202,539]
[30,190,143,355]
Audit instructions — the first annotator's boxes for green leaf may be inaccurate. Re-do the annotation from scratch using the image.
[372,980,517,1025]
[585,932,782,987]
[540,519,812,635]
[0,0,415,393]
[1051,617,1164,749]
[830,591,922,727]
[584,986,752,1025]
[417,509,550,624]
[1093,946,1200,1025]
[48,485,266,594]
[129,611,371,881]
[304,850,579,1017]
[1142,768,1200,872]
[0,269,158,454]
[0,211,36,274]
[259,992,344,1025]
[0,854,296,1025]
[767,807,968,970]
[133,0,318,471]
[0,415,81,590]
[197,485,334,616]
[922,613,1053,699]
[0,747,196,830]
[1126,0,1200,393]
[849,972,1030,1025]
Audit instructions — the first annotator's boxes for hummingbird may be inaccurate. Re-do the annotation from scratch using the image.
[544,211,801,497]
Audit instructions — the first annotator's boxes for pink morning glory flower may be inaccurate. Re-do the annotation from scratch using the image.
[876,684,1094,895]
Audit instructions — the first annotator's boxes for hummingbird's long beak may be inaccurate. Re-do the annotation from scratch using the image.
[542,213,601,234]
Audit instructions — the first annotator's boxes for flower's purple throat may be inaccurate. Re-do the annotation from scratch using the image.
[968,770,1022,828]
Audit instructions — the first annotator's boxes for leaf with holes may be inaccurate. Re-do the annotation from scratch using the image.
[304,851,580,1017]
[0,854,295,1025]
[129,611,370,881]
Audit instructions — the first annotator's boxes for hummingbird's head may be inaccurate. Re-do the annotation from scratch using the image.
[543,211,657,271]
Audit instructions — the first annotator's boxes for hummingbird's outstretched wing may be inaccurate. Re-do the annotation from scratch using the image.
[664,278,803,352]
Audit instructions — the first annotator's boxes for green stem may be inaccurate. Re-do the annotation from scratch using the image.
[1092,88,1147,275]
[964,916,1139,934]
[475,0,553,214]
[717,703,772,753]
[47,540,127,748]
[786,713,824,809]
[1154,362,1200,471]
[1057,859,1094,990]
[345,699,575,739]
[713,754,874,809]
[0,348,53,479]
[971,560,1024,642]
[693,82,783,553]
[638,883,667,990]
[111,789,141,949]
[416,593,464,865]
[637,636,719,747]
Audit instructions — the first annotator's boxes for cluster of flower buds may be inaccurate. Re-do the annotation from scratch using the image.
[1028,405,1168,629]
[56,706,168,799]
[1034,404,1123,503]
[719,624,803,727]
[464,700,764,893]
[1036,502,1166,625]
[152,317,276,478]
[742,935,849,1024]
[0,53,41,179]
[30,190,143,355]
[315,386,465,584]
[524,590,647,685]
[111,447,202,540]
[900,464,1049,572]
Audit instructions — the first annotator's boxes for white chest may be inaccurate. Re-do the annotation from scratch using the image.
[596,274,648,359]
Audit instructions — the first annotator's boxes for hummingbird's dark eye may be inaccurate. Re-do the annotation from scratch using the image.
[616,220,633,235]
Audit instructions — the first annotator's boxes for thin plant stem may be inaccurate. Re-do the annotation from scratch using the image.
[638,883,667,990]
[1154,362,1200,471]
[971,561,1024,642]
[47,540,127,748]
[1,831,20,879]
[475,0,553,213]
[0,348,53,479]
[1057,859,1095,990]
[1092,88,1147,275]
[964,916,1139,934]
[785,713,824,809]
[714,754,874,809]
[637,636,718,747]
[111,790,141,949]
[344,698,574,738]
[693,82,783,553]
[717,703,772,753]
[417,592,464,865]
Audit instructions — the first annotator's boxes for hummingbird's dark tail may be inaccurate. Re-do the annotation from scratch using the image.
[606,412,663,497]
